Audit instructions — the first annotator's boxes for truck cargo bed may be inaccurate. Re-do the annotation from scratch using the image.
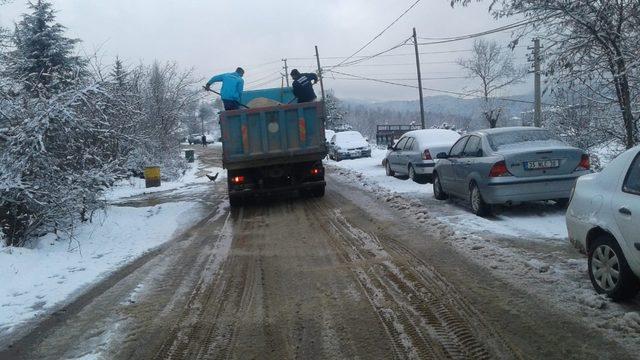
[220,101,326,170]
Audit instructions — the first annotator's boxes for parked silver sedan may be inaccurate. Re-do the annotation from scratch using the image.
[433,127,591,216]
[384,129,460,184]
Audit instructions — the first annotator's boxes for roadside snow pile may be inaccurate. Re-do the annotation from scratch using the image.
[0,201,202,336]
[330,148,432,195]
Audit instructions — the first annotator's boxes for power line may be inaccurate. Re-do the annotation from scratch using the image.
[332,0,422,68]
[331,38,412,68]
[327,69,545,105]
[329,76,468,81]
[245,70,282,85]
[417,19,536,46]
[246,76,282,90]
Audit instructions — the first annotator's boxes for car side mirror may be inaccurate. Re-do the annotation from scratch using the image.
[436,152,449,159]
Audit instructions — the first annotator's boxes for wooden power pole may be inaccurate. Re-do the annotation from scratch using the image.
[282,58,290,87]
[413,28,426,129]
[315,46,326,102]
[531,38,542,127]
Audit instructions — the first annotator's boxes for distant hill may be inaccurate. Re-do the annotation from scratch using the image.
[340,93,538,139]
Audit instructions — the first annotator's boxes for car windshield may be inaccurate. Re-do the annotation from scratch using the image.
[335,131,367,146]
[487,129,564,151]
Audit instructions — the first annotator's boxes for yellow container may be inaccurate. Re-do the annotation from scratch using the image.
[144,166,161,188]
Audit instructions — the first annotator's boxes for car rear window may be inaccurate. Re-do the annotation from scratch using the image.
[623,153,640,195]
[487,129,563,151]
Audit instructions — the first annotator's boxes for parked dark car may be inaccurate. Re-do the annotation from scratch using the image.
[432,127,591,216]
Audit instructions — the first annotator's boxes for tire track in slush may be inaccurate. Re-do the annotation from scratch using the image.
[305,197,521,359]
[151,210,254,360]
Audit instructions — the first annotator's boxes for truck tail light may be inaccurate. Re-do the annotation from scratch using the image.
[489,160,512,177]
[231,176,245,184]
[311,168,321,176]
[575,154,590,171]
[422,149,432,160]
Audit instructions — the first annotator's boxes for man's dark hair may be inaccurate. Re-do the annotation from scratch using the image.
[290,69,300,78]
[236,67,245,75]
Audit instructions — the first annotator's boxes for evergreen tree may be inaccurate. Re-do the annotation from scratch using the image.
[6,0,84,95]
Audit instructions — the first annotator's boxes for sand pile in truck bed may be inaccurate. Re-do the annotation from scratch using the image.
[247,98,282,108]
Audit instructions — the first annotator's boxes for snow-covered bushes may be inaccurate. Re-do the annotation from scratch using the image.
[0,1,198,246]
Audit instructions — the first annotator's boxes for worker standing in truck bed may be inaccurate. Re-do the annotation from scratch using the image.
[290,69,318,103]
[205,67,245,111]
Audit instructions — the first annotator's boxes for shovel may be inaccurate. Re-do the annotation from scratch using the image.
[203,87,250,109]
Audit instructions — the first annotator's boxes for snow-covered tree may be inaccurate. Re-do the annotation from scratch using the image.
[452,0,640,149]
[0,2,199,246]
[5,0,84,95]
[324,90,348,130]
[457,39,527,128]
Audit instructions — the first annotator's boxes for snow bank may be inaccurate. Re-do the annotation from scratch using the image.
[0,201,203,336]
[328,148,567,240]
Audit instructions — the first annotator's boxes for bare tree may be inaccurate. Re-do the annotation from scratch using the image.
[451,0,640,148]
[457,39,527,128]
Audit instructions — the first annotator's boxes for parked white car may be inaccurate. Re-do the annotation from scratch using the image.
[384,129,460,184]
[328,131,371,161]
[325,129,336,144]
[567,146,640,300]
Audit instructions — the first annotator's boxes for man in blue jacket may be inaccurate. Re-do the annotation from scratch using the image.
[205,67,245,110]
[290,69,318,103]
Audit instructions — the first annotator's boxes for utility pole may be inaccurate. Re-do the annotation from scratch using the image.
[315,46,326,102]
[412,28,426,129]
[529,38,542,127]
[315,45,328,127]
[282,58,290,87]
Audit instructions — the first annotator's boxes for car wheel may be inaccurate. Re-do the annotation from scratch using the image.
[470,182,491,216]
[588,234,639,301]
[409,165,428,184]
[385,161,395,177]
[336,155,341,162]
[433,173,448,200]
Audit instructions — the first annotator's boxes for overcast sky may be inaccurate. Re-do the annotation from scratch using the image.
[0,0,533,101]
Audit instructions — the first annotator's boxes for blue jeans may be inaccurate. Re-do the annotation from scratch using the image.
[222,99,240,111]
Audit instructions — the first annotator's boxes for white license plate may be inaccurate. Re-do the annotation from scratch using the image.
[350,151,361,157]
[524,159,560,170]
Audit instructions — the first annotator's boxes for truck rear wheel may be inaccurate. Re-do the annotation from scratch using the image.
[229,195,243,207]
[311,186,325,198]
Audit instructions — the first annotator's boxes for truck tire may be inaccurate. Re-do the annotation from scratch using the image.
[229,195,243,207]
[312,186,325,198]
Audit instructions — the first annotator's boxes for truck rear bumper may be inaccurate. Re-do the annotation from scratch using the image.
[230,180,326,198]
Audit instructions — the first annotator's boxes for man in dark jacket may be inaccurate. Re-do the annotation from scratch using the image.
[201,134,207,147]
[290,69,318,103]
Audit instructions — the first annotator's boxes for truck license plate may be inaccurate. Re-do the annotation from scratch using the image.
[524,159,560,170]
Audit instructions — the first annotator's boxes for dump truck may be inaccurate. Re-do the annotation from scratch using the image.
[219,87,327,206]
